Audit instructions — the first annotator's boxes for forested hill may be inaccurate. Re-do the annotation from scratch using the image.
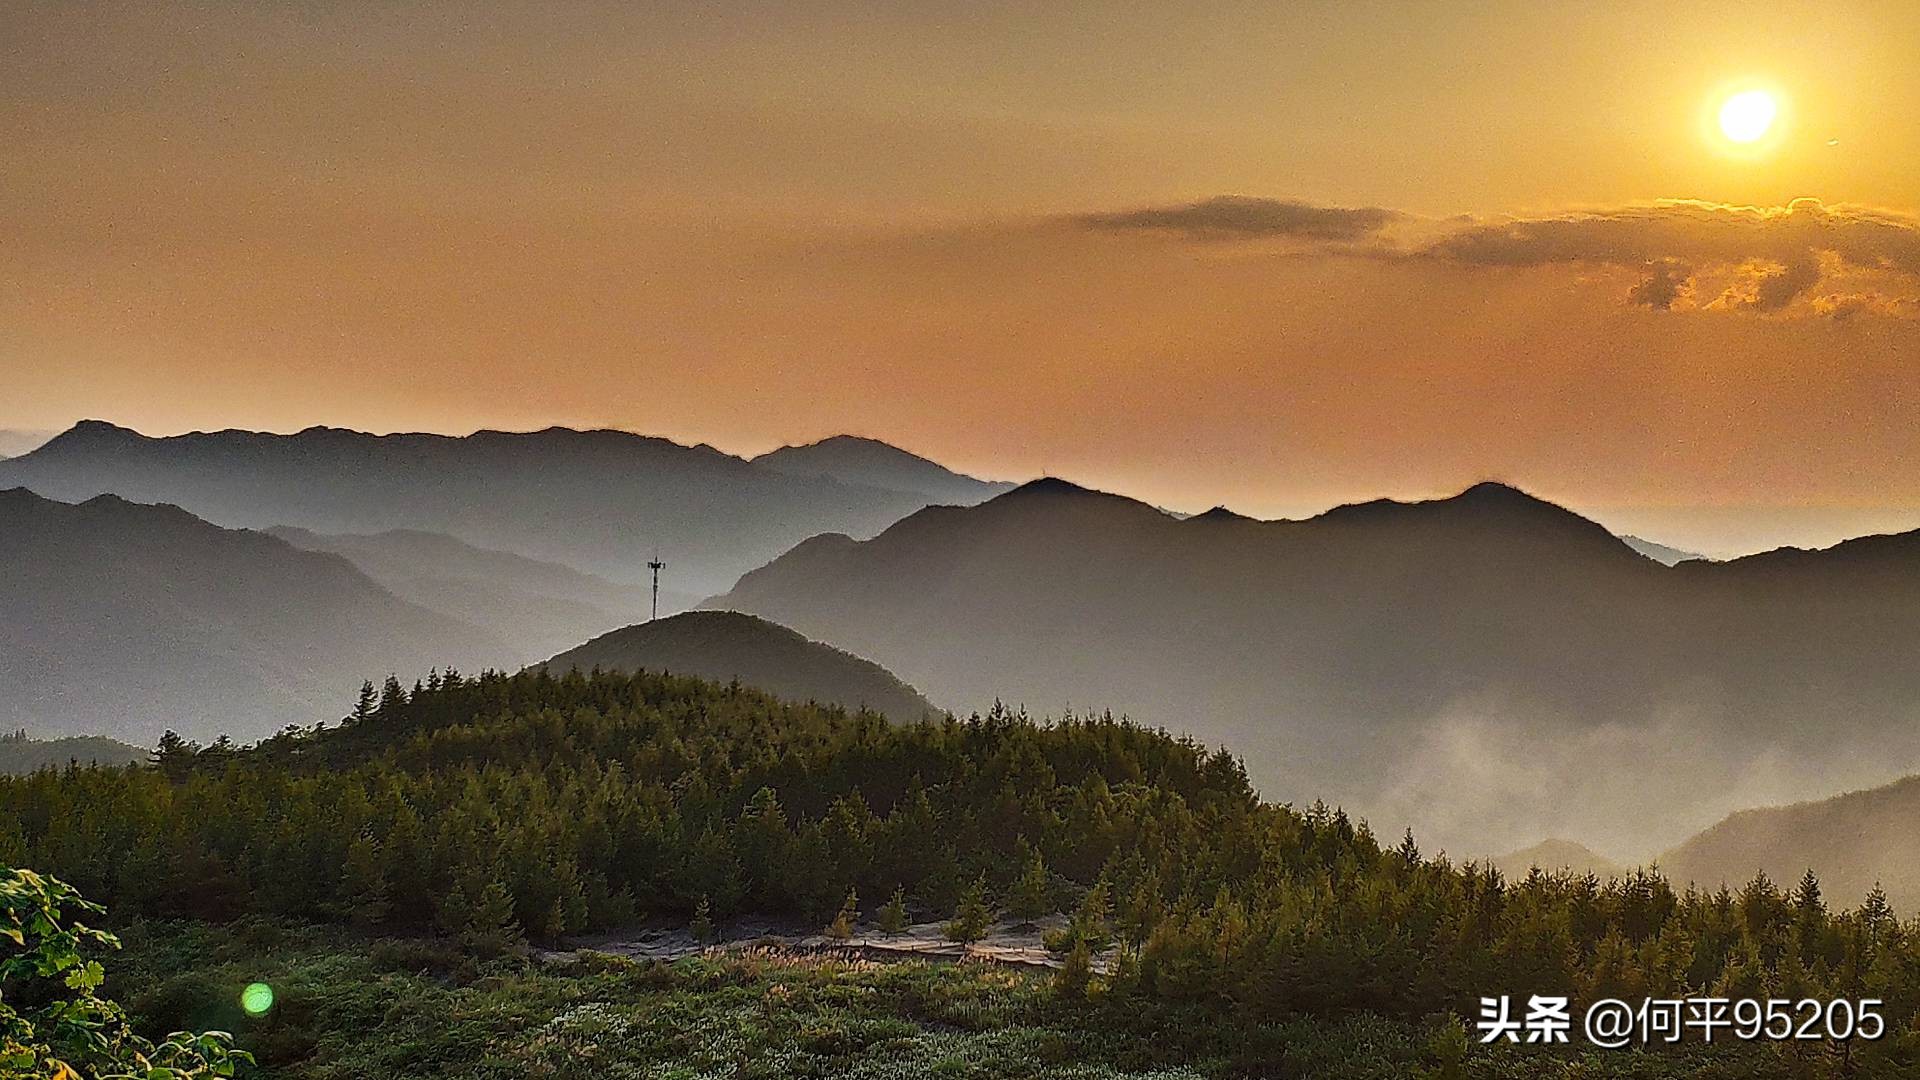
[540,610,941,721]
[6,666,1917,1029]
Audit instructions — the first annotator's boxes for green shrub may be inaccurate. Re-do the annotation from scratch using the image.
[0,866,254,1078]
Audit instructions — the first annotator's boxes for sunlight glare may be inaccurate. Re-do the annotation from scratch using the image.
[1719,90,1778,143]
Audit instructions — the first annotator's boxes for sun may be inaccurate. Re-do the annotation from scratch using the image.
[1719,89,1778,143]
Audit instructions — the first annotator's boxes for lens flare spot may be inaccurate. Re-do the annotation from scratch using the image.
[241,982,275,1016]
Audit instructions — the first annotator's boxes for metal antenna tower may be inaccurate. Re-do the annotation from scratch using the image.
[647,551,666,622]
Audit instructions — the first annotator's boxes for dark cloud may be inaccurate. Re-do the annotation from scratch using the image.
[1626,259,1693,310]
[1745,254,1823,312]
[1076,195,1399,241]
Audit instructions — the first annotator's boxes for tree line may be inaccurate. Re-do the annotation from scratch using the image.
[4,666,1920,1047]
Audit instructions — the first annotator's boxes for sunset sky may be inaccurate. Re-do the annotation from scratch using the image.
[7,1,1920,553]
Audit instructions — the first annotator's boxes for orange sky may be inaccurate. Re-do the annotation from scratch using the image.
[6,1,1920,553]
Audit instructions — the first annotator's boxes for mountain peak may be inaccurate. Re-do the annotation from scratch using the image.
[1321,481,1596,530]
[37,420,147,453]
[543,610,940,720]
[1002,476,1096,499]
[753,435,1015,504]
[806,434,900,452]
[1190,505,1254,524]
[1456,480,1532,501]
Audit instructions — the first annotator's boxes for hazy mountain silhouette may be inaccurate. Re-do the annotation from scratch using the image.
[713,478,1920,855]
[266,526,695,664]
[0,730,146,774]
[1488,839,1629,881]
[1659,774,1920,912]
[540,610,940,721]
[753,435,1016,505]
[0,421,938,594]
[0,489,510,744]
[1621,534,1707,565]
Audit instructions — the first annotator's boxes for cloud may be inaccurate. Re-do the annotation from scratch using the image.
[1074,195,1399,241]
[1418,198,1920,317]
[1070,194,1920,317]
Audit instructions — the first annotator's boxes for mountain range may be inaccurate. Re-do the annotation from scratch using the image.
[713,478,1920,856]
[0,422,1014,595]
[541,610,940,721]
[11,420,1914,859]
[0,489,508,743]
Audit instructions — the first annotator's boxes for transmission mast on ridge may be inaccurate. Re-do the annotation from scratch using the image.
[647,551,666,622]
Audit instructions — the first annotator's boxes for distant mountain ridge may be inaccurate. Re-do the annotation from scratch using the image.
[0,421,944,594]
[1494,766,1920,913]
[0,731,146,774]
[0,489,510,743]
[540,610,940,721]
[267,526,690,664]
[1489,839,1629,881]
[1659,775,1920,912]
[712,477,1920,856]
[753,435,1016,505]
[1621,535,1708,565]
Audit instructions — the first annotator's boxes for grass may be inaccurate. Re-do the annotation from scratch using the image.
[101,919,1817,1079]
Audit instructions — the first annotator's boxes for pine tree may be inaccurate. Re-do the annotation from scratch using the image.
[463,880,524,956]
[1793,868,1826,958]
[377,674,407,718]
[1068,878,1113,952]
[1395,828,1420,865]
[689,896,716,944]
[351,681,377,724]
[1054,937,1093,998]
[383,801,432,924]
[826,886,859,939]
[437,881,474,936]
[541,857,589,939]
[876,886,909,934]
[339,832,390,926]
[1008,848,1054,919]
[945,874,993,943]
[152,730,197,783]
[1106,943,1143,998]
[1120,871,1165,944]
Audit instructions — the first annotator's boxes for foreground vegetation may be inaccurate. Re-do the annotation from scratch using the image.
[0,869,249,1078]
[5,668,1920,1074]
[103,919,1805,1079]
